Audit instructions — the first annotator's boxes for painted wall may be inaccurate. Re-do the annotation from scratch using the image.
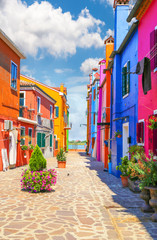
[138,0,157,156]
[111,28,138,176]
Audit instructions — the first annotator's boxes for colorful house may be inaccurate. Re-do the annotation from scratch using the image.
[87,74,92,155]
[20,75,70,156]
[127,0,157,157]
[90,68,99,158]
[19,80,56,161]
[110,0,139,176]
[0,28,25,171]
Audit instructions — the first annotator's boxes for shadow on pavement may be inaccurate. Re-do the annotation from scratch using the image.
[78,152,157,239]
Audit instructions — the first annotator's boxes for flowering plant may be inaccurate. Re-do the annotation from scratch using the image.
[57,148,66,162]
[21,169,57,193]
[114,130,122,138]
[149,115,157,130]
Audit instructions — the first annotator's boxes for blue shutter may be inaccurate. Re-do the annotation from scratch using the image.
[56,106,59,117]
[127,61,130,94]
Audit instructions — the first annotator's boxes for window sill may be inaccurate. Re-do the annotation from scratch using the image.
[123,93,129,99]
[11,87,17,92]
[137,143,144,146]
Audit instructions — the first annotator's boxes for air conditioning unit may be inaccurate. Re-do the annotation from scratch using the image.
[4,120,13,131]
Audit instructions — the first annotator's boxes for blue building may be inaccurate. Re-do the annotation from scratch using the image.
[90,68,99,157]
[110,0,138,177]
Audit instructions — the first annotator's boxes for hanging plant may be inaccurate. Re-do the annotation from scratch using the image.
[149,115,157,130]
[114,130,122,138]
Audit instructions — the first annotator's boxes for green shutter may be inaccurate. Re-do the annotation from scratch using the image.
[127,61,130,94]
[122,67,127,96]
[37,133,41,147]
[42,133,45,147]
[50,134,52,147]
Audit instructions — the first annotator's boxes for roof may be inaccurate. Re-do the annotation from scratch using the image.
[99,59,106,65]
[20,80,56,104]
[104,36,114,44]
[0,28,25,59]
[127,0,152,22]
[113,0,129,8]
[109,21,138,58]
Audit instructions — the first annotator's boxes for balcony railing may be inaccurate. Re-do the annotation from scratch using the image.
[19,107,36,121]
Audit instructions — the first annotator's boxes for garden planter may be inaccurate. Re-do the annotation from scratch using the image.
[58,161,66,168]
[148,187,157,222]
[140,188,154,213]
[128,178,141,193]
[120,175,128,187]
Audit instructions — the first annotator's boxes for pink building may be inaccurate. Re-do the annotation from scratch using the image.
[127,0,157,157]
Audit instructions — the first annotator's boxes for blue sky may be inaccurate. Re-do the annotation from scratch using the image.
[0,0,114,140]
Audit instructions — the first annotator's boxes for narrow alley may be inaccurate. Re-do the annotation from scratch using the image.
[0,152,157,240]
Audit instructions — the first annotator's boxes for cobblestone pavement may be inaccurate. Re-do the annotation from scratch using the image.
[0,152,157,240]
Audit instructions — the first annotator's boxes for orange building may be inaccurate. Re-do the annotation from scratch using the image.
[0,29,25,171]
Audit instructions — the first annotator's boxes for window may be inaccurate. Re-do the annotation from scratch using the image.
[122,61,130,97]
[94,89,96,101]
[20,127,25,145]
[137,120,144,145]
[11,61,17,89]
[93,113,95,125]
[37,97,41,113]
[50,105,53,119]
[50,134,52,147]
[20,92,25,106]
[55,106,59,118]
[37,132,45,148]
[148,114,157,156]
[55,140,58,149]
[28,128,32,145]
[150,27,157,71]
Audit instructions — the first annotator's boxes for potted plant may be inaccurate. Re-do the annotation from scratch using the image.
[57,148,66,168]
[108,153,112,174]
[114,130,122,138]
[21,145,57,193]
[21,145,28,163]
[116,156,129,187]
[149,115,157,130]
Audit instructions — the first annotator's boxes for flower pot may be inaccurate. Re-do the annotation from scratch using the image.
[108,162,112,174]
[140,188,154,213]
[120,175,128,187]
[117,134,122,138]
[148,187,157,222]
[58,161,66,168]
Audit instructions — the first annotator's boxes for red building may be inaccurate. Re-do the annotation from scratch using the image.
[19,80,56,161]
[0,29,25,171]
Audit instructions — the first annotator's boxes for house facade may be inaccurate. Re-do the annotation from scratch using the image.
[19,80,56,160]
[110,0,139,176]
[127,0,157,158]
[20,75,70,156]
[0,29,25,171]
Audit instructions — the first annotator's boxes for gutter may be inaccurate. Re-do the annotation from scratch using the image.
[127,0,143,22]
[109,21,138,59]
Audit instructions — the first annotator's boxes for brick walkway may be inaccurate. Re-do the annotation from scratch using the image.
[0,152,157,240]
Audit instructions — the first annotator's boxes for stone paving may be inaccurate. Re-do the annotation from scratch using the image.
[0,152,157,240]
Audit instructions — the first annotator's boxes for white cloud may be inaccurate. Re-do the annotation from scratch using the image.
[104,28,114,41]
[0,0,105,58]
[54,68,73,74]
[80,58,102,75]
[66,76,89,85]
[91,0,114,7]
[20,65,34,78]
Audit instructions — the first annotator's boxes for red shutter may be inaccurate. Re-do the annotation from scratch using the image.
[140,122,144,143]
[150,29,157,71]
[136,123,140,143]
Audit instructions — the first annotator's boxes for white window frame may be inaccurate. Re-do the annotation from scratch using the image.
[137,119,145,146]
[37,96,41,113]
[28,128,32,145]
[20,91,25,107]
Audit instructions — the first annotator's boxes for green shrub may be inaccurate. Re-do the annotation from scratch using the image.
[29,144,35,150]
[29,145,46,171]
[56,148,66,162]
[116,156,129,176]
[21,145,28,150]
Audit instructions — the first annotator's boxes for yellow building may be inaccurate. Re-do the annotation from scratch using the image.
[20,75,70,156]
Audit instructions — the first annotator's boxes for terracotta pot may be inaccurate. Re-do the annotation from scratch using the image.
[117,134,122,138]
[140,188,154,213]
[58,161,66,168]
[148,187,157,222]
[120,175,128,187]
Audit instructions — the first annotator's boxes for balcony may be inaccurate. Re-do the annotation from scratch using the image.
[18,107,37,125]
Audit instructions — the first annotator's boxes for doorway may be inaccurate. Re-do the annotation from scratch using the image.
[123,122,129,158]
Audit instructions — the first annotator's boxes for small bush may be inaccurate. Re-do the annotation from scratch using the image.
[29,145,46,171]
[21,169,57,193]
[56,148,66,162]
[21,145,28,150]
[29,144,35,150]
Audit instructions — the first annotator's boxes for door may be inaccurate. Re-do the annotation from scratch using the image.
[9,130,18,166]
[123,122,129,158]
